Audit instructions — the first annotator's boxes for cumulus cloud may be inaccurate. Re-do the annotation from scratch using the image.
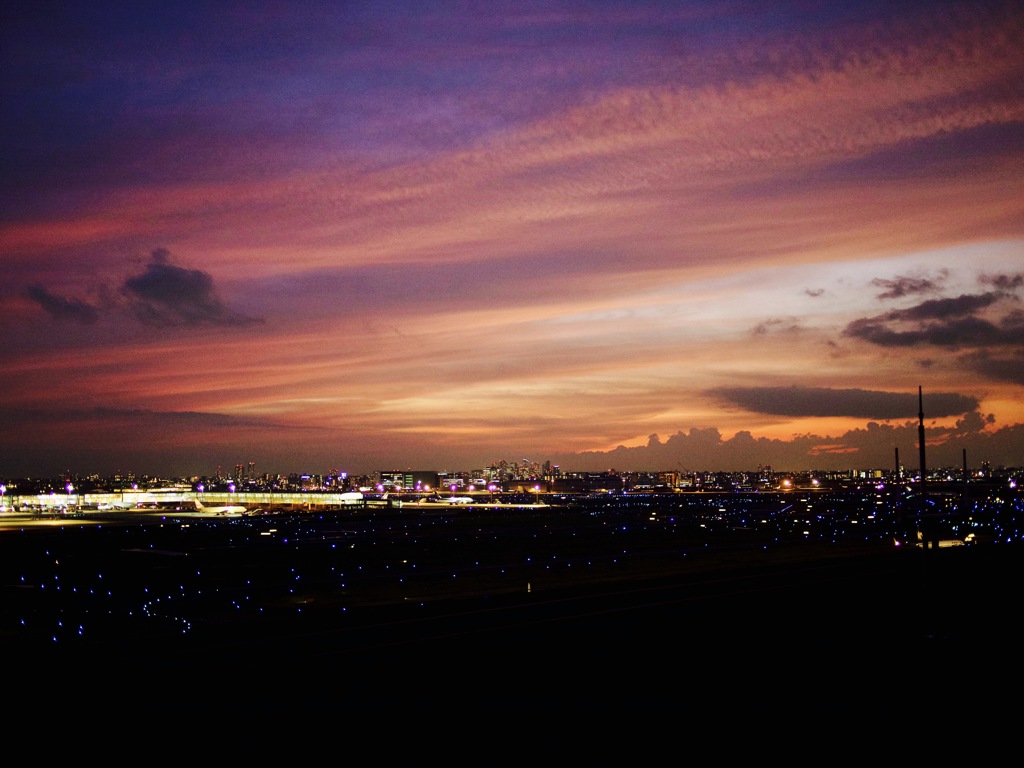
[121,248,263,328]
[25,285,99,324]
[707,386,978,419]
[555,415,1021,474]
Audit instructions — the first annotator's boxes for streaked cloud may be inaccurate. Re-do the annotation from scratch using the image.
[843,277,1024,351]
[871,273,947,300]
[25,285,99,325]
[0,1,1022,477]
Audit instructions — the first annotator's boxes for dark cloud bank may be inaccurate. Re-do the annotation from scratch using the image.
[708,386,977,420]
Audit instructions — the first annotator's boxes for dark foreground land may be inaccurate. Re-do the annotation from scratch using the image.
[2,501,1021,712]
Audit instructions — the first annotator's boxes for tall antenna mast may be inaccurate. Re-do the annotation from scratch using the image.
[918,386,926,519]
[962,448,969,512]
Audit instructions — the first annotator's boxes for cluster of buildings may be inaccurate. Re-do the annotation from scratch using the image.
[3,458,1019,503]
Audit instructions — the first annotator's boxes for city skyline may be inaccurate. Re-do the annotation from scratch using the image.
[2,1,1023,478]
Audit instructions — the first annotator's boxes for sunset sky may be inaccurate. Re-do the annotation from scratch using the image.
[2,0,1023,479]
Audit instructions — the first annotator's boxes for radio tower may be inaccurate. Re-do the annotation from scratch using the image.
[918,386,927,519]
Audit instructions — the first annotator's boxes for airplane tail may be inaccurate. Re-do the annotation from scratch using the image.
[194,499,206,511]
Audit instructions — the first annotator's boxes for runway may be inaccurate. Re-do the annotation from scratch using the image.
[3,503,1020,712]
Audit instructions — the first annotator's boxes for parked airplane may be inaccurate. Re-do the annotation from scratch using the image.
[194,499,248,516]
